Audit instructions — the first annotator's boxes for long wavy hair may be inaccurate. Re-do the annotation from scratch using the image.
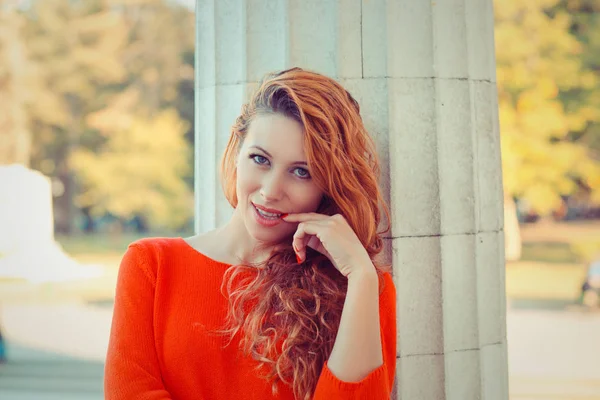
[219,67,391,400]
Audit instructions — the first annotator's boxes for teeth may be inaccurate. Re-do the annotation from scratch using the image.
[256,206,281,218]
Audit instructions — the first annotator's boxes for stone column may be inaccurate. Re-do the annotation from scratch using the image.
[195,1,508,399]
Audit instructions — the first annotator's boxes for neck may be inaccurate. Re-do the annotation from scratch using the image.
[217,207,275,266]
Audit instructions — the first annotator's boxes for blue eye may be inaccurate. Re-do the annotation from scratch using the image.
[250,153,310,179]
[294,168,311,179]
[250,154,269,165]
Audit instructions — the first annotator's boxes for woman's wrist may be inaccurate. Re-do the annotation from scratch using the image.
[346,262,378,283]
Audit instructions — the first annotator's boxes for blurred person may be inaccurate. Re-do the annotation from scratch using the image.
[0,328,5,364]
[580,253,600,308]
[104,68,396,400]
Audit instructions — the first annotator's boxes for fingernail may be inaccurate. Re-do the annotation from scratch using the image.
[281,213,288,219]
[292,244,302,263]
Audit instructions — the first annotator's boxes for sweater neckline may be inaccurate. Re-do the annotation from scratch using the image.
[176,236,234,268]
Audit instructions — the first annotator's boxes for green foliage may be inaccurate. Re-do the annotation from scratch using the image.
[15,0,195,232]
[20,0,133,232]
[7,0,600,231]
[71,109,193,230]
[0,4,33,165]
[495,0,600,214]
[24,0,128,128]
[559,0,600,202]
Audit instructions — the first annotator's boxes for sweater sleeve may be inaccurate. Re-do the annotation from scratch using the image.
[104,243,173,399]
[313,272,397,400]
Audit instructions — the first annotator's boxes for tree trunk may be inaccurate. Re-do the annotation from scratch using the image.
[0,9,31,166]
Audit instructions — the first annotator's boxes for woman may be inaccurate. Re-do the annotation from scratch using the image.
[104,68,396,400]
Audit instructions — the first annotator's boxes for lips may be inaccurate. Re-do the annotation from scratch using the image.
[252,202,285,227]
[253,203,284,215]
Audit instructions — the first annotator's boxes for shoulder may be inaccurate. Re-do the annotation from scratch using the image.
[120,237,186,279]
[128,236,182,255]
[126,236,182,260]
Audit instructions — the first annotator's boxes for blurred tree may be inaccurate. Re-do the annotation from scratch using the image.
[23,0,129,233]
[22,0,195,233]
[109,0,195,186]
[118,0,195,114]
[70,108,193,230]
[0,1,33,165]
[495,0,600,215]
[73,0,195,231]
[557,0,600,202]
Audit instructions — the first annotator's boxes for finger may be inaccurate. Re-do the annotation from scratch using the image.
[292,221,325,262]
[292,222,310,262]
[306,236,320,251]
[282,212,329,223]
[305,234,334,264]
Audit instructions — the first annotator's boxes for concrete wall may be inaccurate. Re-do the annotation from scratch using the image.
[195,1,508,398]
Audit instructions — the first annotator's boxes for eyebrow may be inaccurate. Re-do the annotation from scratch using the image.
[249,145,308,166]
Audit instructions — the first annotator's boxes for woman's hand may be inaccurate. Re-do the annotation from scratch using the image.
[281,213,375,278]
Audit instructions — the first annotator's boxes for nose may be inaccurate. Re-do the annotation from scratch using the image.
[260,172,285,202]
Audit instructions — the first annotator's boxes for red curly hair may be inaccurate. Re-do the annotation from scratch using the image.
[219,67,391,400]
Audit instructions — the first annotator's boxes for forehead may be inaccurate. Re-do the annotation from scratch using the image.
[245,113,306,158]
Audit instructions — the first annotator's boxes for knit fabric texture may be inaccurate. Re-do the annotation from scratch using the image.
[104,237,396,399]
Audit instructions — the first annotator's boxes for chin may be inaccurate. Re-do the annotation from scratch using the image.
[244,205,287,244]
[247,220,284,240]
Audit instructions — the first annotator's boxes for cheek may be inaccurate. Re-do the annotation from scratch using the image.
[236,165,258,198]
[235,167,249,200]
[291,185,323,211]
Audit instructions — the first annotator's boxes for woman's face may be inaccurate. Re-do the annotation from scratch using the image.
[235,113,324,245]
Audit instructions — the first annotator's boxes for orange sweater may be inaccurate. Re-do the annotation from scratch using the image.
[104,237,396,399]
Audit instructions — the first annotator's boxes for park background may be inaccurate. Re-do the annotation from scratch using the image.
[0,0,599,399]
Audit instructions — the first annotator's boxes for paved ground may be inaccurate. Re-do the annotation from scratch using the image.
[0,302,110,399]
[0,297,599,399]
[507,308,600,399]
[0,347,104,399]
